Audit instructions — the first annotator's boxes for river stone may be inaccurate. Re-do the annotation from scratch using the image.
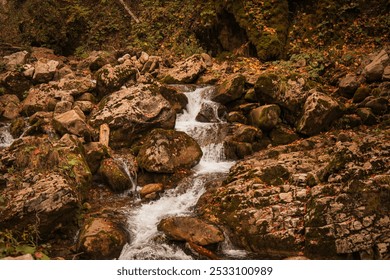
[297,91,341,136]
[89,84,176,148]
[196,102,227,123]
[137,129,202,173]
[140,183,164,200]
[78,218,127,259]
[249,104,281,131]
[159,85,188,113]
[98,158,133,192]
[161,54,206,84]
[157,216,224,246]
[212,74,246,104]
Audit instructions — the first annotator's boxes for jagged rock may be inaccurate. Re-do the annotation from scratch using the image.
[137,129,202,173]
[138,51,149,64]
[0,173,79,236]
[98,158,133,192]
[21,84,62,116]
[89,84,176,148]
[32,59,59,83]
[0,70,31,99]
[196,102,227,123]
[157,216,224,246]
[159,85,188,114]
[0,94,20,120]
[161,54,206,84]
[82,51,111,72]
[83,142,109,174]
[78,218,127,259]
[73,100,94,114]
[212,74,246,104]
[54,100,72,115]
[58,76,96,95]
[53,109,92,139]
[230,124,260,143]
[140,183,164,200]
[250,104,281,131]
[339,74,359,97]
[364,49,389,82]
[3,51,29,70]
[198,127,390,259]
[95,60,136,95]
[297,91,341,136]
[270,124,299,146]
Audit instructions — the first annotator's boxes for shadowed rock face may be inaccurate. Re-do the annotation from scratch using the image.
[137,128,203,174]
[198,127,390,259]
[89,84,176,148]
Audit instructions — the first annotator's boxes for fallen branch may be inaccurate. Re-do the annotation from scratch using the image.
[118,0,140,23]
[188,241,221,260]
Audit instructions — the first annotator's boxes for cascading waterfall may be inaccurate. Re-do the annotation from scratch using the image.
[0,123,14,148]
[119,86,236,260]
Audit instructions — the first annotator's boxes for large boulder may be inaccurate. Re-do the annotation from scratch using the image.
[157,216,224,246]
[32,59,59,84]
[78,218,127,259]
[0,71,31,99]
[159,85,188,114]
[53,109,92,139]
[0,94,21,120]
[161,54,207,84]
[297,91,341,136]
[364,49,389,83]
[249,104,281,131]
[95,60,136,96]
[198,127,390,259]
[212,74,246,104]
[89,85,176,148]
[137,129,202,173]
[2,51,29,70]
[0,173,79,237]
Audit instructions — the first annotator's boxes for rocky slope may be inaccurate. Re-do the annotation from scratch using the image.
[0,0,389,260]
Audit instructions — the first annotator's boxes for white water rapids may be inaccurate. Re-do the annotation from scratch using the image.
[0,123,14,148]
[119,86,238,260]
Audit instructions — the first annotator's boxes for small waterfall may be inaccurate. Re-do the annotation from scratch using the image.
[119,86,235,260]
[0,123,14,148]
[114,157,138,197]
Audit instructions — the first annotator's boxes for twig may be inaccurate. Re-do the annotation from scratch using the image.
[118,0,140,23]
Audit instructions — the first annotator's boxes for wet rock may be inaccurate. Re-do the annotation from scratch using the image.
[353,87,371,103]
[0,173,79,237]
[137,129,202,173]
[78,218,127,259]
[83,142,109,174]
[270,125,299,146]
[196,102,227,123]
[157,216,224,246]
[339,74,359,97]
[297,91,341,136]
[95,60,136,96]
[212,74,246,104]
[140,183,164,200]
[161,54,206,84]
[98,158,133,192]
[53,109,92,139]
[32,59,59,84]
[0,94,20,120]
[89,84,176,148]
[159,85,188,113]
[364,49,389,82]
[250,104,281,131]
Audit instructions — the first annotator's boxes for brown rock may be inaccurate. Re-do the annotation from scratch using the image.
[137,129,202,173]
[161,54,206,84]
[140,183,164,199]
[33,59,59,84]
[78,218,127,259]
[250,104,281,131]
[83,142,110,174]
[158,216,224,246]
[53,109,92,139]
[98,158,133,192]
[212,74,246,104]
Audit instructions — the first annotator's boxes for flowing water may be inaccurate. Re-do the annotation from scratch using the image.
[0,123,14,148]
[119,86,238,260]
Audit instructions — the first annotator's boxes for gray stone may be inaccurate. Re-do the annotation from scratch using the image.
[33,59,59,83]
